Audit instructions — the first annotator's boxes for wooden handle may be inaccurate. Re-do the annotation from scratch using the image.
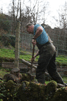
[31,44,35,73]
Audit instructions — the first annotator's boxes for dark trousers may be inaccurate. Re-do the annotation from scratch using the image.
[36,52,64,84]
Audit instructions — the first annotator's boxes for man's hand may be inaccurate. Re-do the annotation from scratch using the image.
[32,39,36,45]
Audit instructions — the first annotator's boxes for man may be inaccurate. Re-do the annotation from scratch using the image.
[26,23,66,86]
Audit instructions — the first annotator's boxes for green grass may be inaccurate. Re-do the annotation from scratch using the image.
[56,55,67,65]
[0,69,9,77]
[0,48,15,58]
[0,67,10,78]
[62,76,67,83]
[0,48,67,65]
[0,48,39,62]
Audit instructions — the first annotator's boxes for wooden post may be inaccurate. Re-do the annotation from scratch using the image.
[14,21,20,68]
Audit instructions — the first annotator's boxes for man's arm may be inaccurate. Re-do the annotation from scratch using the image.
[32,26,43,45]
[33,26,43,39]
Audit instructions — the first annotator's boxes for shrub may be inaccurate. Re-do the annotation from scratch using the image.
[0,34,15,47]
[0,14,11,32]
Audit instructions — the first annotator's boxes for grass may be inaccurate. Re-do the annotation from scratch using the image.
[0,48,39,62]
[62,76,67,83]
[0,48,67,65]
[0,69,9,77]
[56,55,67,65]
[0,67,10,78]
[0,48,15,58]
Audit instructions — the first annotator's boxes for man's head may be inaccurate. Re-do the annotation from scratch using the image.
[26,23,34,34]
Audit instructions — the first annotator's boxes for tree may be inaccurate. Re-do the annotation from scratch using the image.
[58,2,67,51]
[8,0,21,69]
[14,0,21,69]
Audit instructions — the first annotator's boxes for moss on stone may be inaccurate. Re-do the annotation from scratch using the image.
[21,73,35,81]
[52,87,67,101]
[5,80,15,89]
[47,80,57,93]
[1,75,67,101]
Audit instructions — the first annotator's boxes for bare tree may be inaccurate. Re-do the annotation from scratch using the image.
[11,0,16,35]
[57,2,67,29]
[50,1,67,54]
[14,0,21,68]
[40,1,49,24]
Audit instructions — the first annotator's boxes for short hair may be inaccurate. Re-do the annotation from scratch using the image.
[26,23,33,28]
